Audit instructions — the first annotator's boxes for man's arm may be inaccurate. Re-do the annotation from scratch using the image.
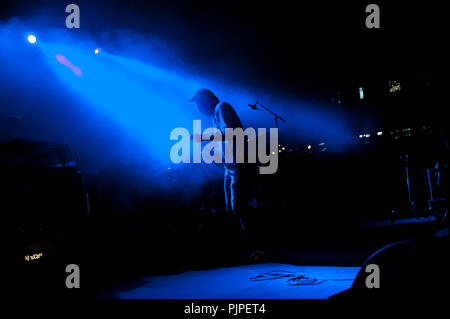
[217,102,243,131]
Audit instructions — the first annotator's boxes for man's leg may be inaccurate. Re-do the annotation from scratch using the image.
[225,166,264,261]
[224,169,232,214]
[224,166,246,235]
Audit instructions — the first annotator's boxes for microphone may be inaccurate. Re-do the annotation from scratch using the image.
[0,115,23,120]
[248,103,259,110]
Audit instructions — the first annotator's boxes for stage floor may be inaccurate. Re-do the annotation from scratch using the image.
[94,263,360,299]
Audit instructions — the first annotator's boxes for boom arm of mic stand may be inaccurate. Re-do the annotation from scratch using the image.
[255,101,286,125]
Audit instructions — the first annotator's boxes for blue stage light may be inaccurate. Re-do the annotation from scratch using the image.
[27,34,37,44]
[94,48,100,55]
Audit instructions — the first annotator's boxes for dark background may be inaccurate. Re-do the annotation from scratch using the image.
[1,0,448,299]
[0,0,445,127]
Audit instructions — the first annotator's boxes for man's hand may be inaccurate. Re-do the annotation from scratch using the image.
[190,134,203,142]
[191,134,216,142]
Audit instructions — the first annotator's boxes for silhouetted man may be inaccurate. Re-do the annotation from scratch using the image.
[190,88,264,261]
[190,89,247,232]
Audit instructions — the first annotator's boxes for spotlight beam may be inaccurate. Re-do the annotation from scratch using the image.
[27,34,37,44]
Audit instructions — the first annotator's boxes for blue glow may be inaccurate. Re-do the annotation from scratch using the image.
[38,41,200,168]
[0,20,369,196]
[94,263,360,299]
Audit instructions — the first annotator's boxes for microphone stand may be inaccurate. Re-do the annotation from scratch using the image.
[253,101,286,129]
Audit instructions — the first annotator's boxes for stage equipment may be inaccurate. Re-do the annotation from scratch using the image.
[426,160,448,225]
[400,153,423,218]
[332,237,450,298]
[249,101,286,128]
[0,139,99,268]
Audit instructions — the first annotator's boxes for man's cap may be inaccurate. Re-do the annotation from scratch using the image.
[190,88,218,102]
